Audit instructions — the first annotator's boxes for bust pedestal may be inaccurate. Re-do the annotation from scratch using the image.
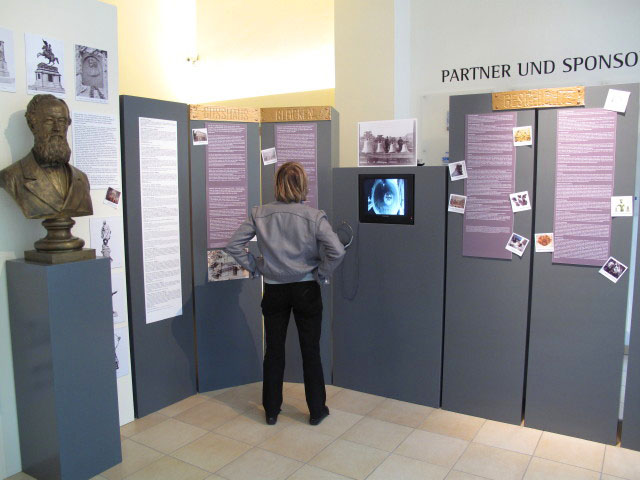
[7,258,121,480]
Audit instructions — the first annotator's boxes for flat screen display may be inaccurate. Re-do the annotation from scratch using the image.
[358,174,414,225]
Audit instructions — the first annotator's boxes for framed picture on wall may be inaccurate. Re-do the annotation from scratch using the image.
[358,118,417,167]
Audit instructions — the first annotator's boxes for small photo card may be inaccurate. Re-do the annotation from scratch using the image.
[192,128,208,145]
[604,89,631,113]
[510,191,531,212]
[506,232,529,257]
[448,161,467,181]
[513,126,533,146]
[448,194,466,214]
[534,233,554,253]
[611,196,633,217]
[599,256,628,283]
[103,187,121,208]
[261,147,277,165]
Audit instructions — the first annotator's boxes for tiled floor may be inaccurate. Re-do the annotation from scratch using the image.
[8,382,640,480]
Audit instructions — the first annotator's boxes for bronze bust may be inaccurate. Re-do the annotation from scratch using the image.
[0,94,94,263]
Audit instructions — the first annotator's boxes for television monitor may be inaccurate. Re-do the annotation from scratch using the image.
[358,174,415,225]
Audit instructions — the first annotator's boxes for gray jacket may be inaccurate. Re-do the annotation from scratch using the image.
[224,201,345,283]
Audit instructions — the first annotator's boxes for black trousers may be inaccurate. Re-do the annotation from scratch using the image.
[261,281,326,418]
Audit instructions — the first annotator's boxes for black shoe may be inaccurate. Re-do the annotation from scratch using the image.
[265,409,281,425]
[309,407,330,426]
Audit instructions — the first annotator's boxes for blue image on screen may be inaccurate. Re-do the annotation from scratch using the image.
[366,178,405,215]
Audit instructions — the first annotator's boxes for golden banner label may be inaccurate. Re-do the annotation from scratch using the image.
[492,86,585,110]
[260,106,332,123]
[190,105,260,122]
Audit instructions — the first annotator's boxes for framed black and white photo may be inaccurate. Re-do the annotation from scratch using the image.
[0,27,16,92]
[358,118,417,167]
[75,44,108,103]
[25,33,65,97]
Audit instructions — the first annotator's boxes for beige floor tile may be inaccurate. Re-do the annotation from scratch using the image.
[213,407,292,445]
[204,476,227,480]
[309,438,389,480]
[455,443,531,480]
[120,413,168,437]
[368,397,434,428]
[601,475,628,480]
[90,476,109,480]
[298,407,363,437]
[280,396,310,416]
[156,395,208,417]
[341,416,413,452]
[174,398,243,430]
[125,455,209,480]
[326,384,344,398]
[446,471,487,479]
[534,431,605,472]
[284,383,342,401]
[326,389,385,415]
[259,424,335,462]
[101,439,163,479]
[368,453,449,480]
[474,420,542,455]
[524,457,600,479]
[287,464,351,479]
[603,445,640,479]
[216,447,302,480]
[5,474,36,480]
[212,387,262,412]
[395,429,468,468]
[130,418,208,454]
[200,387,233,399]
[171,432,251,473]
[419,409,485,441]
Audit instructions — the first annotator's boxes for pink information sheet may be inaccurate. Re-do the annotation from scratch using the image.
[206,122,248,249]
[275,123,318,209]
[463,112,517,259]
[553,109,617,266]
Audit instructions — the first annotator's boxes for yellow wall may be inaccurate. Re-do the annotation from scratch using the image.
[202,88,334,108]
[334,0,395,167]
[102,0,334,104]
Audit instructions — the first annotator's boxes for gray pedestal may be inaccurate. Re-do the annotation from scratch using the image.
[7,258,121,480]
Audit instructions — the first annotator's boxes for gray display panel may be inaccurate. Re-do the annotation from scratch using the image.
[527,84,638,444]
[260,114,338,383]
[120,95,196,417]
[625,241,640,450]
[443,93,535,424]
[190,119,263,391]
[7,258,121,480]
[332,167,446,407]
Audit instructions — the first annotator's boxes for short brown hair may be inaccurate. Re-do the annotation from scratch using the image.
[275,162,308,203]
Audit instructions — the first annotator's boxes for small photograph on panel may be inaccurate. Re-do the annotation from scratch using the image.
[114,326,130,378]
[604,89,631,113]
[104,187,121,208]
[505,232,529,257]
[509,191,531,212]
[25,33,65,97]
[90,217,124,268]
[207,249,250,282]
[75,45,108,103]
[0,28,16,92]
[192,127,208,145]
[534,233,554,253]
[358,118,417,166]
[513,126,533,146]
[111,271,127,323]
[448,194,466,214]
[261,147,277,165]
[599,256,628,283]
[611,196,633,217]
[448,160,467,181]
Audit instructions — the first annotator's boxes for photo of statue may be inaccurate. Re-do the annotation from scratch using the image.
[25,33,65,96]
[75,44,108,103]
[0,27,16,93]
[90,217,124,268]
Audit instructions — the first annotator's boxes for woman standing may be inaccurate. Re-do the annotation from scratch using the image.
[225,162,345,425]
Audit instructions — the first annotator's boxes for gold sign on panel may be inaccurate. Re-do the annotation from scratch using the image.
[260,106,332,123]
[190,105,260,122]
[492,86,585,110]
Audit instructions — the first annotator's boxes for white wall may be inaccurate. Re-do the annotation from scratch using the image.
[0,1,133,476]
[404,0,640,165]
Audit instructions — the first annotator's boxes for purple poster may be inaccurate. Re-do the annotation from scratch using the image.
[553,109,617,266]
[463,112,517,259]
[275,123,318,209]
[206,122,248,249]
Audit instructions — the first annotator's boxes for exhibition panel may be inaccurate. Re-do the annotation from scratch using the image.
[442,93,535,424]
[260,107,339,383]
[332,167,446,407]
[120,96,196,417]
[626,234,640,449]
[527,84,639,444]
[7,258,121,480]
[190,108,264,391]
